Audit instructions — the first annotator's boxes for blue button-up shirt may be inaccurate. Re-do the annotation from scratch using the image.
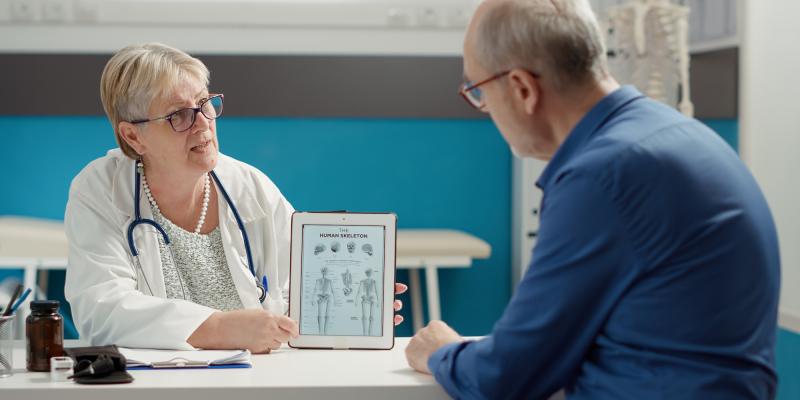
[428,86,780,399]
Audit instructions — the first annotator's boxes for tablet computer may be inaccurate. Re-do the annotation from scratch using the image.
[288,212,397,349]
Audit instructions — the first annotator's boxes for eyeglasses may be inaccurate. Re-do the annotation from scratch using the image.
[131,94,224,132]
[458,70,540,111]
[459,71,511,111]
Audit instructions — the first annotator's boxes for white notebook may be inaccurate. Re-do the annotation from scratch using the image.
[119,348,252,369]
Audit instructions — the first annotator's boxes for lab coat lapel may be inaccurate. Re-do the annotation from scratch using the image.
[213,153,270,225]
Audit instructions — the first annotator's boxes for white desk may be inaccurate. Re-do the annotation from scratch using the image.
[0,338,449,400]
[396,230,491,332]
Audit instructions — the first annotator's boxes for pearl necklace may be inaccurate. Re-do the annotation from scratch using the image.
[138,161,210,235]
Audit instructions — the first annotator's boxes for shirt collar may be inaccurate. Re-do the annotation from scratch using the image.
[536,85,645,190]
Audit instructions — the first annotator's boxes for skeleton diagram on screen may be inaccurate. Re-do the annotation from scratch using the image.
[341,268,353,296]
[606,0,693,116]
[355,268,379,336]
[362,243,373,256]
[312,266,336,334]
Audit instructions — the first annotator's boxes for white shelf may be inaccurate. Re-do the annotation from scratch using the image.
[689,35,739,54]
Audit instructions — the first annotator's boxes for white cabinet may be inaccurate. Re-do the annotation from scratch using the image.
[511,157,547,288]
[687,0,738,53]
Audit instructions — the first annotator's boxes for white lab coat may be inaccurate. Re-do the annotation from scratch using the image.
[64,149,294,350]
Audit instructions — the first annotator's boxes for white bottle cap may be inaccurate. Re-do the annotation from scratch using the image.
[50,356,74,382]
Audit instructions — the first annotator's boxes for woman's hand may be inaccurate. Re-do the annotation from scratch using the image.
[394,283,408,326]
[188,309,299,354]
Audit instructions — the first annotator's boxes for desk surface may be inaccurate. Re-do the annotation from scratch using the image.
[0,338,449,400]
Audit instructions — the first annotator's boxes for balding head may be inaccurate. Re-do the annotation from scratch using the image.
[465,0,607,92]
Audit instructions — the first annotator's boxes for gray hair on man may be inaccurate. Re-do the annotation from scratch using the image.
[475,0,608,91]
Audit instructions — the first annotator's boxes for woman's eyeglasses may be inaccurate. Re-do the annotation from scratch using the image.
[130,94,224,132]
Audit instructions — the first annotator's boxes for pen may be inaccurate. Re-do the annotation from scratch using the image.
[1,284,23,317]
[9,288,32,315]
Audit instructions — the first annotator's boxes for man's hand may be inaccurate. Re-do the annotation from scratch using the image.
[406,320,463,374]
[188,309,299,354]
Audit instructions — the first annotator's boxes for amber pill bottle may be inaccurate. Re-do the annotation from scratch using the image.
[26,300,64,372]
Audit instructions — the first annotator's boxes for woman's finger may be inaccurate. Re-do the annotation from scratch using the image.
[395,283,408,295]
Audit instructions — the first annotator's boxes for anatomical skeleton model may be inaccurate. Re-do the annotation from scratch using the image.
[606,0,693,116]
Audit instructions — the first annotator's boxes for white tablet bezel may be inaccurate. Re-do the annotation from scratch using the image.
[288,212,397,350]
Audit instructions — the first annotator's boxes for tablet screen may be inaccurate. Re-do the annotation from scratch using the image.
[300,224,385,336]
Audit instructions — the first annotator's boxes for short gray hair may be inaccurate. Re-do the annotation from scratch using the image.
[100,43,210,159]
[475,0,608,91]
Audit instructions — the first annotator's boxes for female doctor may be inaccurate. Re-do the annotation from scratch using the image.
[64,43,405,352]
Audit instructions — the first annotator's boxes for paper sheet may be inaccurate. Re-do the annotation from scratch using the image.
[119,347,251,367]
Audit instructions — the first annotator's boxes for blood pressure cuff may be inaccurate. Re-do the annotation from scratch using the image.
[64,345,134,384]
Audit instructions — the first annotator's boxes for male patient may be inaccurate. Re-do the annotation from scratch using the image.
[405,0,780,399]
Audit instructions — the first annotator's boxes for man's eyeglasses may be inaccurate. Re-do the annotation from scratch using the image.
[458,70,540,110]
[131,94,224,132]
[459,71,511,111]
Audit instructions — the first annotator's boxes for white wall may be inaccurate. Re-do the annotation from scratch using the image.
[0,0,475,55]
[739,0,800,333]
[511,158,546,289]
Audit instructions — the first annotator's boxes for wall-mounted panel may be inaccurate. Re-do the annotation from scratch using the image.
[0,54,483,118]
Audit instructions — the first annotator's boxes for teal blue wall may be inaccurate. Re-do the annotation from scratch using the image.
[701,118,739,152]
[0,116,511,339]
[1,115,796,398]
[777,329,800,400]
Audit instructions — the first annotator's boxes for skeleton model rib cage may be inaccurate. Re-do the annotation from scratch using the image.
[606,0,694,116]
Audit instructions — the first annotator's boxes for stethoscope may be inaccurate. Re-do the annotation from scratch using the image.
[126,163,267,303]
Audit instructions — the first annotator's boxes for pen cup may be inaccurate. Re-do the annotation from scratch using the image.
[0,315,14,378]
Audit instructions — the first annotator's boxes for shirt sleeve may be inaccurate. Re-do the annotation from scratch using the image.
[427,172,641,399]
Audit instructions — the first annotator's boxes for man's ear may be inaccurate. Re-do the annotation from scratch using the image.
[507,68,540,115]
[118,121,146,156]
